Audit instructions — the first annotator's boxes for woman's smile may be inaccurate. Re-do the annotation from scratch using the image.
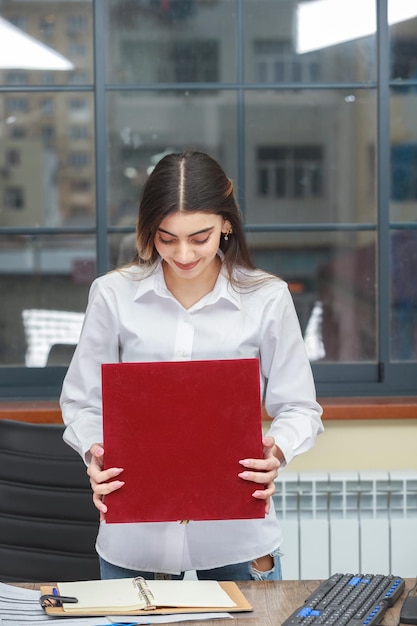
[174,259,200,271]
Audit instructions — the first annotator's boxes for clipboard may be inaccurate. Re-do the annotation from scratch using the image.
[40,580,253,616]
[102,358,265,523]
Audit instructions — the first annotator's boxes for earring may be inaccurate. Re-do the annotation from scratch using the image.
[224,228,233,241]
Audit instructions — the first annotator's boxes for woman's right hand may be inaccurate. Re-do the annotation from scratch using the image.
[87,443,125,521]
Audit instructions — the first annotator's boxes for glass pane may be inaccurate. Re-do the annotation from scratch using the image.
[243,0,376,84]
[107,90,238,228]
[247,230,377,362]
[244,89,376,224]
[390,230,417,361]
[390,0,417,81]
[388,2,417,362]
[0,234,95,367]
[0,92,95,228]
[390,88,417,221]
[106,0,237,84]
[109,231,140,272]
[0,1,93,86]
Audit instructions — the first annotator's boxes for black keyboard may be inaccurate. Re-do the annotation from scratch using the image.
[281,572,405,626]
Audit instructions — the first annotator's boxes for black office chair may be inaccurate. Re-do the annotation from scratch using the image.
[0,419,100,582]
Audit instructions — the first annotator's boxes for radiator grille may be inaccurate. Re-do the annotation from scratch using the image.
[273,471,417,579]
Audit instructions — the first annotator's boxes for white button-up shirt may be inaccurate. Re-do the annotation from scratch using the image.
[60,258,323,574]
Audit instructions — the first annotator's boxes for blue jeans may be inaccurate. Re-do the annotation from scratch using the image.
[100,549,282,581]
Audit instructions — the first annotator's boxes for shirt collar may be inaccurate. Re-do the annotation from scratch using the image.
[133,254,241,310]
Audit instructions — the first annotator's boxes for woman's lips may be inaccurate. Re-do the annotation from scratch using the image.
[174,260,200,271]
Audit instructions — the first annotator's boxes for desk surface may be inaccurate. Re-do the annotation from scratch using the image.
[16,578,414,625]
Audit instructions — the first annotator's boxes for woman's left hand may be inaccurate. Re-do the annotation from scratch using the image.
[238,436,281,514]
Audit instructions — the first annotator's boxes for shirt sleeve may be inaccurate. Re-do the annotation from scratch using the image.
[260,283,324,466]
[60,278,120,463]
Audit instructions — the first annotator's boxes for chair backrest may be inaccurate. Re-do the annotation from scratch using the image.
[0,419,100,582]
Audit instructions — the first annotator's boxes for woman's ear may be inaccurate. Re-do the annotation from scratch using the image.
[222,219,232,234]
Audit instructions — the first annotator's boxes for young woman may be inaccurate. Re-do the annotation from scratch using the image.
[60,150,323,581]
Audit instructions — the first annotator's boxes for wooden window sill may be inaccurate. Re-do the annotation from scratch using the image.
[264,397,417,421]
[0,397,416,424]
[0,401,62,424]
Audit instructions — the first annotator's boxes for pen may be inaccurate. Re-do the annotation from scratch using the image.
[51,586,78,602]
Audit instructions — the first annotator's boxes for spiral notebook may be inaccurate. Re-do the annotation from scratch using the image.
[102,358,265,523]
[40,577,253,616]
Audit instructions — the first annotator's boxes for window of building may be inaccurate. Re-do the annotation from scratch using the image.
[68,43,87,57]
[254,40,320,83]
[257,146,323,198]
[70,179,91,192]
[391,39,417,81]
[69,126,89,139]
[4,187,25,209]
[67,14,87,35]
[68,98,88,111]
[173,41,219,82]
[6,71,29,85]
[7,98,28,113]
[66,204,92,225]
[40,98,55,115]
[8,15,27,30]
[5,149,20,166]
[9,126,26,139]
[391,144,417,200]
[67,71,89,84]
[120,40,219,84]
[40,72,55,85]
[41,126,56,142]
[69,152,89,167]
[39,15,56,37]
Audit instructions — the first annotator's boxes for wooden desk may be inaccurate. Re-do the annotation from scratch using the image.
[15,578,414,625]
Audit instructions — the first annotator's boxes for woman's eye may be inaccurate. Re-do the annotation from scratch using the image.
[157,234,210,245]
[158,236,175,245]
[192,236,210,245]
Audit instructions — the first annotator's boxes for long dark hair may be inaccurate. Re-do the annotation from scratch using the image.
[134,150,257,282]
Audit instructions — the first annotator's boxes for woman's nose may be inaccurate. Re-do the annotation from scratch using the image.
[174,242,194,263]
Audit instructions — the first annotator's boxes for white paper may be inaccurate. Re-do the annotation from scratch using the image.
[108,614,232,624]
[0,583,112,625]
[0,621,111,626]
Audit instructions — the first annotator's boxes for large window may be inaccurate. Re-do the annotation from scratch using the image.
[0,0,416,398]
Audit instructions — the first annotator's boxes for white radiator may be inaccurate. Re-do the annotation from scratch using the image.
[274,471,417,580]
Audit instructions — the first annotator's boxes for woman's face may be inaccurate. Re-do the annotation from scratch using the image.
[154,211,230,282]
